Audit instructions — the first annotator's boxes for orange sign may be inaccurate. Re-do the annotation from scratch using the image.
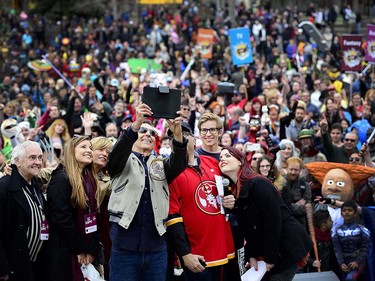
[197,28,214,59]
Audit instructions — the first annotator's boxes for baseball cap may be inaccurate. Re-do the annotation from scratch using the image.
[299,129,314,139]
[122,114,133,123]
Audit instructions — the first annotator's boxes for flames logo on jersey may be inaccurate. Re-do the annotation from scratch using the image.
[343,48,360,68]
[195,180,221,215]
[367,40,375,59]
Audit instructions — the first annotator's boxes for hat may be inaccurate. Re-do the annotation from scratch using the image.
[321,63,329,68]
[167,122,192,137]
[327,85,335,91]
[233,90,242,96]
[299,129,314,139]
[122,114,133,123]
[18,121,30,131]
[81,67,91,75]
[110,79,119,87]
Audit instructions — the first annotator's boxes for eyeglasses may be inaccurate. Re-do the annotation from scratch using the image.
[181,107,190,111]
[139,127,157,137]
[200,128,219,135]
[349,157,361,162]
[344,138,356,143]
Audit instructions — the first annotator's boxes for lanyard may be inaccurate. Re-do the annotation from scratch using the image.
[24,185,45,219]
[82,174,92,214]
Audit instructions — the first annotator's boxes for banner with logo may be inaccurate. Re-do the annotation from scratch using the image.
[197,28,214,59]
[365,24,375,63]
[341,35,362,72]
[229,27,253,66]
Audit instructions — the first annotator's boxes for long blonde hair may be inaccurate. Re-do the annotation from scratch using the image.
[64,136,99,209]
[45,119,71,143]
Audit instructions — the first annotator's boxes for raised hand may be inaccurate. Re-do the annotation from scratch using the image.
[134,102,153,129]
[40,137,55,164]
[166,111,183,143]
[80,112,95,129]
[28,125,44,141]
[319,113,328,134]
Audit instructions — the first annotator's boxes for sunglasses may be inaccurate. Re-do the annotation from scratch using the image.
[349,157,361,162]
[139,127,157,137]
[344,138,356,143]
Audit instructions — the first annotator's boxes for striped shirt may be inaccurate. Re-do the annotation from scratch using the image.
[22,186,44,262]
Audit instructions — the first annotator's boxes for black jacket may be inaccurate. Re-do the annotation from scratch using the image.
[233,176,312,274]
[0,166,47,281]
[45,164,100,281]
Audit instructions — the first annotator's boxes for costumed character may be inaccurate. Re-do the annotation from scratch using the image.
[1,118,20,158]
[247,115,261,143]
[306,162,375,281]
[306,162,375,233]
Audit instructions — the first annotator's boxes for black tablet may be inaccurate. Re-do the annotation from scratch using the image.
[141,86,181,119]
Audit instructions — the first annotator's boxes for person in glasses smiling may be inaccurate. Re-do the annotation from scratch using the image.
[107,102,188,281]
[320,115,358,163]
[196,113,223,161]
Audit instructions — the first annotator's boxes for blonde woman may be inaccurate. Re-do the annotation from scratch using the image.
[45,118,71,147]
[91,136,113,280]
[46,136,101,281]
[274,139,299,176]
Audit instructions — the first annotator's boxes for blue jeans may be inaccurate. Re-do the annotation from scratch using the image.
[110,246,167,281]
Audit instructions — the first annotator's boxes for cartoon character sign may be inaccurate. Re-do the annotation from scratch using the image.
[343,49,361,68]
[365,24,375,63]
[199,41,212,56]
[234,43,250,60]
[341,35,362,72]
[367,40,375,59]
[197,28,214,59]
[195,180,221,215]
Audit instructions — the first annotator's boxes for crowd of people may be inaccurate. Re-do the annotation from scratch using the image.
[0,1,375,281]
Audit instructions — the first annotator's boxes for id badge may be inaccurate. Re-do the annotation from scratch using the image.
[40,220,49,240]
[84,213,97,234]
